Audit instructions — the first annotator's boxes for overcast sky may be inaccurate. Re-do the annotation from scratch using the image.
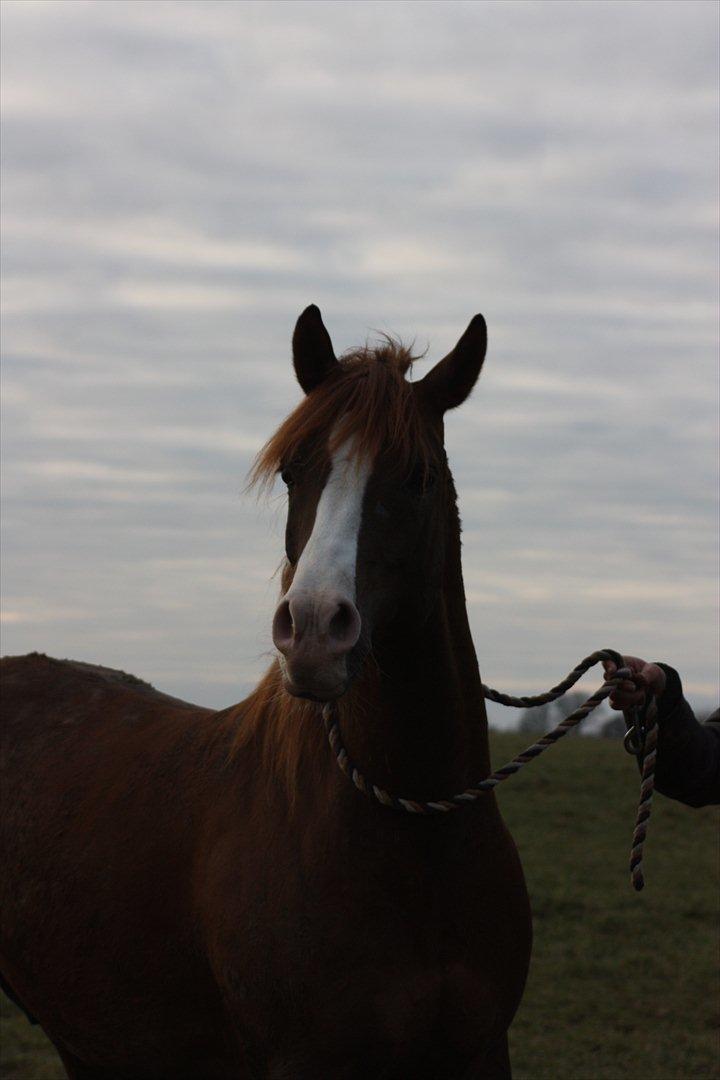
[1,0,718,723]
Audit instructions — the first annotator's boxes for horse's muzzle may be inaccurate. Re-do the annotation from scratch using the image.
[272,589,361,701]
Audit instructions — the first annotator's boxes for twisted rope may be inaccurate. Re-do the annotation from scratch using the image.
[322,649,657,891]
[629,714,657,891]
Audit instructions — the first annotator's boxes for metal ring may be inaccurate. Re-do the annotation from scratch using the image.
[623,725,643,756]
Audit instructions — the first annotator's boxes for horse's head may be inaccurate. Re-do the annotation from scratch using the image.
[253,305,486,702]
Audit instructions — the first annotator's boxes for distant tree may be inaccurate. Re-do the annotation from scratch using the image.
[600,715,627,739]
[518,689,610,737]
[518,701,553,734]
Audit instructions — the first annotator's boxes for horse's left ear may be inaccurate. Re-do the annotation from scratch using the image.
[292,305,339,394]
[418,314,487,412]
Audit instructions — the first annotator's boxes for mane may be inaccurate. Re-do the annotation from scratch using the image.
[228,658,386,813]
[227,661,336,811]
[250,338,437,488]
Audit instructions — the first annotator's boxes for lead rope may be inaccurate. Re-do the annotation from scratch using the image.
[321,649,657,891]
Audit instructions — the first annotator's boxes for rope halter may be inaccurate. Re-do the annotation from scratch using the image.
[321,649,657,892]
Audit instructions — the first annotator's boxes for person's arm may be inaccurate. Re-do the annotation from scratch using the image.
[603,656,720,808]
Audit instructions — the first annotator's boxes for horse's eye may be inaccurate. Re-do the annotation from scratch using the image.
[281,468,295,488]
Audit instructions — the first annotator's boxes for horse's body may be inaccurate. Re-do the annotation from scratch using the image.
[1,308,531,1078]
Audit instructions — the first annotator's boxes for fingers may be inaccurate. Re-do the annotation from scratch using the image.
[603,655,650,682]
[608,687,647,711]
[604,660,649,710]
[603,653,664,707]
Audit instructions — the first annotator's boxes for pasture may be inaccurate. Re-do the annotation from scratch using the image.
[1,729,716,1079]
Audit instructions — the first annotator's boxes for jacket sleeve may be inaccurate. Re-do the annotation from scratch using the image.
[636,665,720,808]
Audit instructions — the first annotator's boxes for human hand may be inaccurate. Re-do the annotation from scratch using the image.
[602,655,667,711]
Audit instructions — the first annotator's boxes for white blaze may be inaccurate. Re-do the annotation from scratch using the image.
[287,436,371,601]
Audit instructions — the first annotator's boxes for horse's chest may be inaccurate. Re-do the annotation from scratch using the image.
[208,818,529,1073]
[244,960,500,1078]
[217,874,520,1075]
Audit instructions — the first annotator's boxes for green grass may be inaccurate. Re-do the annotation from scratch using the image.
[1,732,718,1079]
[494,732,719,1080]
[0,1002,63,1079]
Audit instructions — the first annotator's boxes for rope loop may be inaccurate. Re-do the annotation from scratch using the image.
[322,649,656,891]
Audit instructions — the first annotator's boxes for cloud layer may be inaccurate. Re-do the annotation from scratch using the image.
[2,0,718,718]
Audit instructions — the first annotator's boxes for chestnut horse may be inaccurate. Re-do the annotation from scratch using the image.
[1,307,531,1079]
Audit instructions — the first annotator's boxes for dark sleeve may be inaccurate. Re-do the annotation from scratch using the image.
[647,665,720,808]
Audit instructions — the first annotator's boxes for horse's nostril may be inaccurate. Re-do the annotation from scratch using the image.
[328,601,361,649]
[272,600,294,652]
[275,594,360,658]
[329,603,349,640]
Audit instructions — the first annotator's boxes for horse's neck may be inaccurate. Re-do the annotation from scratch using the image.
[239,525,492,814]
[337,568,490,803]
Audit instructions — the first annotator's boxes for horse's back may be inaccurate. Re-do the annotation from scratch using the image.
[1,652,217,842]
[1,650,207,729]
[1,650,214,786]
[0,650,218,882]
[0,653,234,1076]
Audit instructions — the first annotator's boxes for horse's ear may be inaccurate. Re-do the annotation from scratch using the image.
[292,305,339,394]
[419,314,487,412]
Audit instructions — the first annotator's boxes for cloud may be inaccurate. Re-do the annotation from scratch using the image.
[1,0,717,711]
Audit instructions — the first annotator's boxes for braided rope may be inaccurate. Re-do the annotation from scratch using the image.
[322,649,656,891]
[629,712,657,891]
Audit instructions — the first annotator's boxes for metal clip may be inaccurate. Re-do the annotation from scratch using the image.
[623,717,643,756]
[623,700,648,758]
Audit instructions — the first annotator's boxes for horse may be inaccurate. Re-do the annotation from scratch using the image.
[0,306,531,1079]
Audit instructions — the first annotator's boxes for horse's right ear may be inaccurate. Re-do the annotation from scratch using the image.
[292,305,339,394]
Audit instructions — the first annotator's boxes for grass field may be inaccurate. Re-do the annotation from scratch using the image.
[1,731,718,1079]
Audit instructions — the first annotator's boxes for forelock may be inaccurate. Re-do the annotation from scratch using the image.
[250,338,439,489]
